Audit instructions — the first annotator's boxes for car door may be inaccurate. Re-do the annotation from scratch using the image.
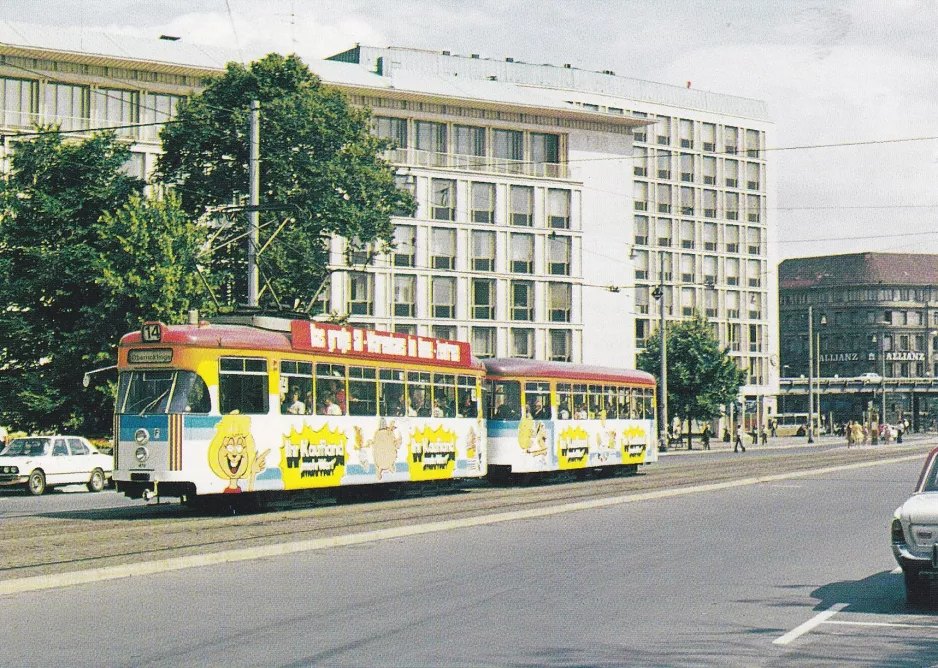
[45,438,72,485]
[67,438,93,482]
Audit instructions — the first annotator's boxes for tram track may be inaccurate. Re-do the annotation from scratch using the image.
[0,443,930,582]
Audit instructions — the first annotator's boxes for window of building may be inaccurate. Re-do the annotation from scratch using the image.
[531,132,560,163]
[679,119,694,148]
[471,230,495,271]
[747,259,761,287]
[1,77,38,128]
[394,324,417,335]
[703,222,717,251]
[550,330,572,362]
[511,281,534,320]
[549,283,572,322]
[726,191,739,220]
[725,159,739,188]
[431,276,456,318]
[431,228,456,269]
[702,123,716,152]
[472,279,496,319]
[703,189,717,218]
[471,182,495,223]
[681,286,696,315]
[548,189,571,229]
[681,254,695,283]
[472,327,496,358]
[93,88,139,137]
[657,184,672,213]
[656,218,672,247]
[393,174,416,217]
[726,225,740,253]
[393,275,416,317]
[680,153,694,182]
[655,116,671,145]
[702,255,717,287]
[746,129,761,157]
[633,249,649,280]
[747,162,760,190]
[547,235,571,275]
[510,233,534,273]
[393,225,416,267]
[415,120,447,154]
[44,82,90,130]
[454,125,485,156]
[657,151,671,179]
[511,328,535,358]
[432,325,457,341]
[121,152,146,179]
[634,181,648,211]
[510,186,534,226]
[347,272,373,315]
[680,186,694,215]
[680,220,695,249]
[747,227,761,255]
[724,126,738,154]
[749,292,762,319]
[633,146,647,176]
[726,291,740,319]
[310,276,330,316]
[493,129,523,161]
[726,257,740,286]
[431,179,456,221]
[747,194,761,222]
[704,285,717,317]
[374,116,408,148]
[634,215,649,245]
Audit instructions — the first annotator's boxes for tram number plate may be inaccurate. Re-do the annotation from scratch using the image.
[141,323,162,343]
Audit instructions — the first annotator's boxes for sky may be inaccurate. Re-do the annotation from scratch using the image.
[4,0,938,262]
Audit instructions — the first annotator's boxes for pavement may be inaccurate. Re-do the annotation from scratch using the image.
[658,431,937,456]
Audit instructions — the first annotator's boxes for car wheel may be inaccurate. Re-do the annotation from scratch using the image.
[87,468,105,493]
[904,568,928,604]
[26,470,46,496]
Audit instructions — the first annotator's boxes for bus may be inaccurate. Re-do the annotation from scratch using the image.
[481,358,658,478]
[113,314,486,502]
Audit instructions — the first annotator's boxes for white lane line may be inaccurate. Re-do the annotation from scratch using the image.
[774,603,849,645]
[0,454,926,596]
[826,620,938,630]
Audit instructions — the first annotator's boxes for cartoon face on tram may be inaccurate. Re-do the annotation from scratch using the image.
[481,358,657,476]
[113,316,486,501]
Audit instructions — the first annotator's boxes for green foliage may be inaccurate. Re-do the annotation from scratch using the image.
[637,313,745,429]
[0,131,211,434]
[155,53,414,310]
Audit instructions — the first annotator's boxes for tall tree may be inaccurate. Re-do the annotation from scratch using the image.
[155,53,415,310]
[0,131,211,434]
[637,313,745,448]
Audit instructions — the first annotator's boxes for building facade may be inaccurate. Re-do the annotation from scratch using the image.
[0,24,779,416]
[779,252,938,426]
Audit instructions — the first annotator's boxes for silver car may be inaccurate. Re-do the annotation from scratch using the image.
[892,446,938,603]
[0,436,113,495]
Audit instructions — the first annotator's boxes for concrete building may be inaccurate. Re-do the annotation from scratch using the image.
[0,23,778,419]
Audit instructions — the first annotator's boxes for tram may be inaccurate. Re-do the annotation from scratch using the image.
[113,314,486,501]
[482,358,658,478]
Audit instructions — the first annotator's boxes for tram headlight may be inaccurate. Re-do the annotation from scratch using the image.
[134,428,150,446]
[135,446,149,464]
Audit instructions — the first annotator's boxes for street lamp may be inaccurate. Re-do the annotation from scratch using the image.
[807,305,815,443]
[651,281,667,453]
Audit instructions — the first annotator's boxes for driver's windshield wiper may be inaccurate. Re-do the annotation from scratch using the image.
[139,389,171,416]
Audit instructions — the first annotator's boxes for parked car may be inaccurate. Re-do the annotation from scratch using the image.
[891,446,938,602]
[0,436,113,495]
[858,372,883,383]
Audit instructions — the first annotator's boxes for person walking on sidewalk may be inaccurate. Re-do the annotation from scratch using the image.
[701,424,711,450]
[734,425,746,452]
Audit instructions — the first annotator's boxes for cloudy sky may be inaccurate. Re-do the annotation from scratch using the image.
[5,0,938,262]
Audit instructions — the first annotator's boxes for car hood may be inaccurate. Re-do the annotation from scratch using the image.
[896,492,938,523]
[0,456,41,468]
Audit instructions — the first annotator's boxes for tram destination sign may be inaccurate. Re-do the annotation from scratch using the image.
[290,320,473,368]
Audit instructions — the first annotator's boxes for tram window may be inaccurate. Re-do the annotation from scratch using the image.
[588,385,604,419]
[556,383,573,420]
[280,361,313,415]
[491,380,521,420]
[315,363,346,415]
[617,387,631,419]
[348,366,378,416]
[169,372,211,414]
[119,371,174,415]
[407,371,432,417]
[524,381,552,420]
[572,384,588,419]
[643,388,655,419]
[379,368,406,417]
[457,376,478,417]
[432,374,457,417]
[219,357,269,415]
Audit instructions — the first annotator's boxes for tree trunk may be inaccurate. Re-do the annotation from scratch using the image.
[686,419,693,449]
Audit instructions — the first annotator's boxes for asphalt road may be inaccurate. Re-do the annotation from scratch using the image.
[0,441,935,666]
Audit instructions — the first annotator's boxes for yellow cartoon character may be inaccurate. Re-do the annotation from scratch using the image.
[208,414,269,493]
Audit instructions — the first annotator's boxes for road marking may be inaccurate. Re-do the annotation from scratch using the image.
[0,454,927,596]
[826,620,938,630]
[774,603,849,645]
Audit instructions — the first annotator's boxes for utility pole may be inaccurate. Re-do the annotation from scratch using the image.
[807,305,815,443]
[652,251,668,453]
[247,100,260,308]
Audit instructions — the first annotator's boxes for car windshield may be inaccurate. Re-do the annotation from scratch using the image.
[2,438,51,457]
[117,370,211,415]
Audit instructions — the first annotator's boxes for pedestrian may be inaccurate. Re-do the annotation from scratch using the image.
[701,424,711,450]
[760,428,767,445]
[845,420,853,447]
[770,419,777,438]
[722,428,731,443]
[897,422,904,443]
[734,425,746,452]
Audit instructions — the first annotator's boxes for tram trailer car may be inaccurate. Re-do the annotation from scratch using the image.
[114,315,487,502]
[482,358,658,479]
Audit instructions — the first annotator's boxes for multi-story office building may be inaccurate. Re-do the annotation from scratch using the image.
[331,46,778,415]
[0,25,778,418]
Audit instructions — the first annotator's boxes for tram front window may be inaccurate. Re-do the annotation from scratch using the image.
[118,371,210,415]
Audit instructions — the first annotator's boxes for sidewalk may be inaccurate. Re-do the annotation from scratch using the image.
[658,431,936,456]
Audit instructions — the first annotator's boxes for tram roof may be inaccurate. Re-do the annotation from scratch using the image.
[481,358,655,386]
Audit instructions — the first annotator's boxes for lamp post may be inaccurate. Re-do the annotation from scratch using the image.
[652,280,667,453]
[807,305,815,443]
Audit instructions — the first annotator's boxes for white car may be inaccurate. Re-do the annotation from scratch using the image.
[0,436,113,495]
[892,446,938,603]
[858,372,883,383]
